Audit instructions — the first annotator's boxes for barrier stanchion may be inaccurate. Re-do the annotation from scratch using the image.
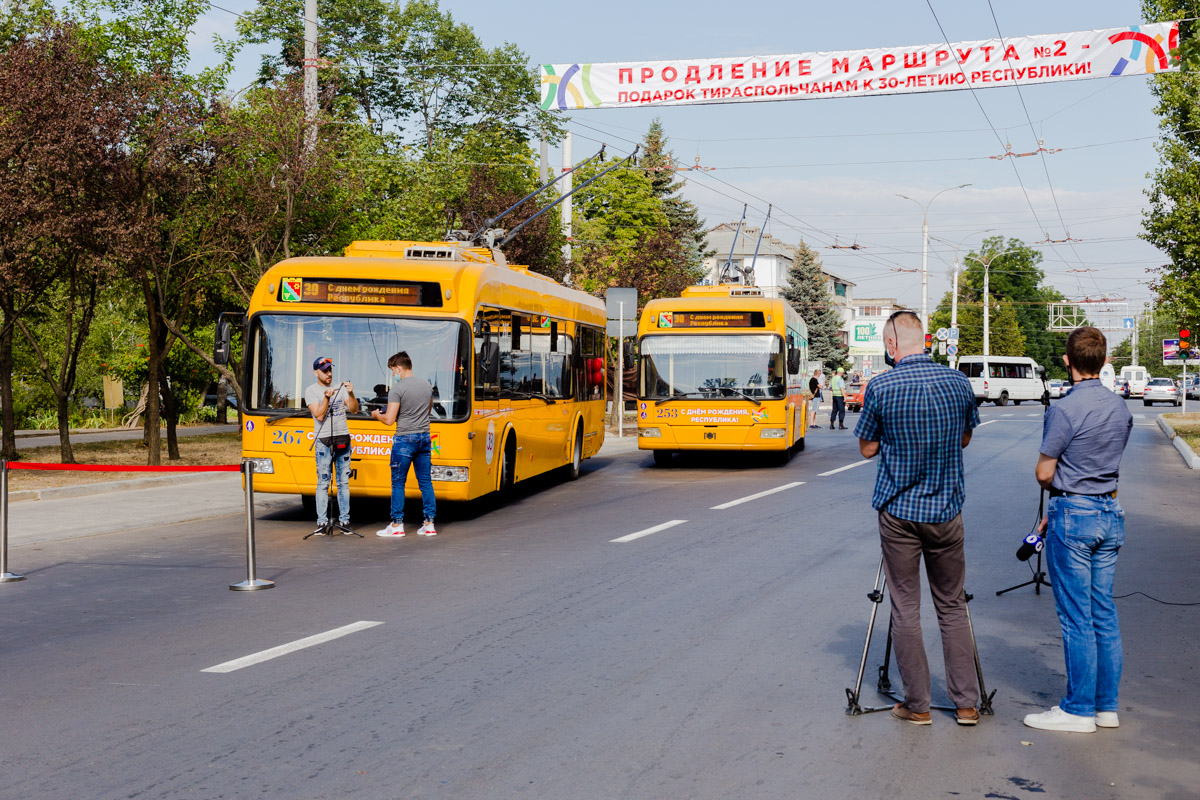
[231,461,274,591]
[0,460,26,583]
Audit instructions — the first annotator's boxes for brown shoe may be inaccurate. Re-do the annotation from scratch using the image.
[955,708,980,726]
[892,703,932,725]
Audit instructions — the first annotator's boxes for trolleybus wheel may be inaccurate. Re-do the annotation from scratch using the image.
[498,434,517,495]
[301,494,316,517]
[653,449,673,467]
[565,427,583,481]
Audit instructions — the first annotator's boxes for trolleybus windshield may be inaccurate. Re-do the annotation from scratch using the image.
[639,334,787,401]
[247,314,471,421]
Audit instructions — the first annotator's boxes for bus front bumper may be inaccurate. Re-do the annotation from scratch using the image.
[636,425,789,451]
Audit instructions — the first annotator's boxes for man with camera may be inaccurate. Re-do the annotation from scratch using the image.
[1024,326,1132,734]
[855,310,981,726]
[305,356,359,536]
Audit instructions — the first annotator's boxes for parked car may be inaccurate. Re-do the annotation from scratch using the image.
[1186,376,1200,401]
[845,376,869,413]
[957,355,1044,406]
[1046,379,1065,399]
[1119,366,1150,397]
[1143,377,1180,407]
[1114,379,1131,399]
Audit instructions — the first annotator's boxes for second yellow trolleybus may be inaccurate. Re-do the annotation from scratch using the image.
[636,284,810,465]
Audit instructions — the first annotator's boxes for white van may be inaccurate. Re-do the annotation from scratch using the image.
[1119,366,1150,397]
[956,356,1045,406]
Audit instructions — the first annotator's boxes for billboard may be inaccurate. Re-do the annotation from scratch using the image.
[850,319,886,357]
[541,22,1179,110]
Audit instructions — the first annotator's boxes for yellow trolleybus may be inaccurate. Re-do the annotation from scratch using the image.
[237,240,607,508]
[636,285,810,466]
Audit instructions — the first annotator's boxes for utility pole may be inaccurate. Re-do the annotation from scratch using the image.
[897,184,970,335]
[303,0,318,155]
[539,138,549,184]
[561,132,573,265]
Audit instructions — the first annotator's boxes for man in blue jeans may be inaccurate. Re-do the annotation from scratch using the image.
[370,351,437,538]
[304,356,359,535]
[1025,326,1132,733]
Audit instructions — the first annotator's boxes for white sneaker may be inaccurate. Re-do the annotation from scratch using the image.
[376,522,404,538]
[418,520,437,536]
[1096,711,1120,728]
[1023,706,1096,733]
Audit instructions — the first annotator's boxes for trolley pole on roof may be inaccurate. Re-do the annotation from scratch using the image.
[303,0,318,155]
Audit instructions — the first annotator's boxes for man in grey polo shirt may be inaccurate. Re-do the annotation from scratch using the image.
[1025,326,1132,734]
[371,351,437,538]
[304,356,359,535]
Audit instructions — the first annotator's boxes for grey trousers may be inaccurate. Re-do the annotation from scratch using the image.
[879,511,979,713]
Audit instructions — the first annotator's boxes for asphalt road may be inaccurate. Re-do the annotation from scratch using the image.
[0,400,1195,800]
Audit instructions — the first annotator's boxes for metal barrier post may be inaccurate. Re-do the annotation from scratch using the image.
[0,460,25,583]
[230,461,274,591]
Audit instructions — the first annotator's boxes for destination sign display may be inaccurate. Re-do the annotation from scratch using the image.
[657,311,762,328]
[279,279,424,306]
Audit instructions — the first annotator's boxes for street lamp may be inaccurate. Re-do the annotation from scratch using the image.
[965,248,1021,357]
[932,229,993,368]
[897,184,971,335]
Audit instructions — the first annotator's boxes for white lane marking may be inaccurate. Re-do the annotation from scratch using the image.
[977,420,998,427]
[710,482,806,510]
[1002,413,1014,417]
[202,621,384,673]
[1027,413,1039,417]
[818,460,872,477]
[611,519,687,543]
[1135,414,1147,420]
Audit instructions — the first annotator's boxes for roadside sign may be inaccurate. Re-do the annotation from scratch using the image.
[948,327,960,340]
[605,288,637,321]
[947,344,959,356]
[936,327,949,341]
[938,341,948,355]
[1123,317,1135,329]
[607,319,636,338]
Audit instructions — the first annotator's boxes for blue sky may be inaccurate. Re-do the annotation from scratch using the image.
[190,0,1171,336]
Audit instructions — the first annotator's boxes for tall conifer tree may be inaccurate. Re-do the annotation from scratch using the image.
[782,240,847,369]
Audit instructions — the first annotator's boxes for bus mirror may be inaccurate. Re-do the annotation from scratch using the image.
[474,317,484,337]
[622,341,635,365]
[787,348,802,374]
[214,318,232,366]
[480,340,500,385]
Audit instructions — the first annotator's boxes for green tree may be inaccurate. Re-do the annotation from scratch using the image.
[1142,1,1200,321]
[640,118,712,274]
[929,296,1027,362]
[782,240,847,369]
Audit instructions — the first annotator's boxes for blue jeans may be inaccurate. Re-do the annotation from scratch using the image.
[1045,493,1125,717]
[314,440,351,525]
[389,433,436,523]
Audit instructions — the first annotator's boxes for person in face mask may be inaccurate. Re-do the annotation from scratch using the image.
[854,310,982,726]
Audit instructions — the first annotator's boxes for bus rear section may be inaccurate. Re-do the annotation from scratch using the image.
[635,287,809,464]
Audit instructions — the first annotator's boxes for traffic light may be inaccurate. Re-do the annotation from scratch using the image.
[925,333,933,354]
[1181,328,1192,360]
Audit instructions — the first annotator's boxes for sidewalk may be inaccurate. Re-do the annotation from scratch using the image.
[13,424,235,449]
[3,434,642,548]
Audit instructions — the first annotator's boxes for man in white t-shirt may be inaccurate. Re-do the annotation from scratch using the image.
[304,356,359,535]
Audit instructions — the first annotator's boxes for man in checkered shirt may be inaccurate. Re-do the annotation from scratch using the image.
[854,310,981,726]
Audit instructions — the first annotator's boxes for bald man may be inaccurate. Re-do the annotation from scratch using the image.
[854,310,981,727]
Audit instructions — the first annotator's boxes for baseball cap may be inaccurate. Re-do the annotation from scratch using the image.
[837,367,845,373]
[313,357,333,371]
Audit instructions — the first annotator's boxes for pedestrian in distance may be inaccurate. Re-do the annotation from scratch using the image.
[371,351,437,538]
[305,356,359,536]
[830,367,847,429]
[855,310,982,726]
[808,368,823,428]
[1024,326,1132,734]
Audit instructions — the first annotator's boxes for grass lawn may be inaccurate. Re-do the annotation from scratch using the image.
[1162,412,1200,453]
[8,433,242,491]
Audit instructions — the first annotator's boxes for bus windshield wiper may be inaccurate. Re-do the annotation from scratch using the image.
[654,392,707,405]
[719,388,761,406]
[266,408,313,424]
[501,389,556,404]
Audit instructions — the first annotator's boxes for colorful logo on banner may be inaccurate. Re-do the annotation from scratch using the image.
[541,63,603,110]
[657,312,674,328]
[431,433,442,457]
[281,278,303,302]
[1108,25,1178,75]
[751,409,769,423]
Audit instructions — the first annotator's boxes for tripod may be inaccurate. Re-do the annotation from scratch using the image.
[845,556,996,716]
[996,489,1051,596]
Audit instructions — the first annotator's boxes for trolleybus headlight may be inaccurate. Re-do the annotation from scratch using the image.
[242,457,275,474]
[431,465,469,482]
[639,427,662,437]
[759,428,787,439]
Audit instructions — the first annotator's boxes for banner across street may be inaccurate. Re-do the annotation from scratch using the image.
[541,22,1179,110]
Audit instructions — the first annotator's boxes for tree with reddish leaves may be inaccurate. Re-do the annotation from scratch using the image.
[454,164,566,280]
[0,22,136,461]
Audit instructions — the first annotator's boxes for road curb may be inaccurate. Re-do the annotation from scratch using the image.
[1157,415,1200,469]
[9,471,233,503]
